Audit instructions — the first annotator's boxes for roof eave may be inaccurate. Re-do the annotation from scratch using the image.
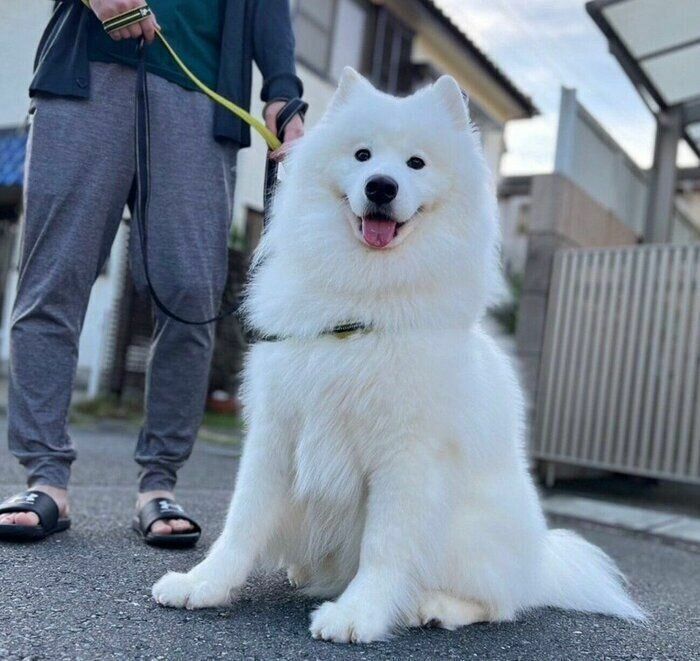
[417,0,538,118]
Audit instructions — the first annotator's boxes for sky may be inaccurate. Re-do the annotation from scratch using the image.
[434,0,698,176]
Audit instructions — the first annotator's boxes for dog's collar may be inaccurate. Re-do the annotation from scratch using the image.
[253,321,372,343]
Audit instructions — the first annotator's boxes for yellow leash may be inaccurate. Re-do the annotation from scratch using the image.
[80,0,282,150]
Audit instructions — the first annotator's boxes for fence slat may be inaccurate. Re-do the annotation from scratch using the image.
[614,249,644,466]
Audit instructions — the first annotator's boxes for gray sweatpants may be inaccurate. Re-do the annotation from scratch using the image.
[9,63,237,492]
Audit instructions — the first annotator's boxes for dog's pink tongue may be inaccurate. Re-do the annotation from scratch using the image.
[362,218,397,248]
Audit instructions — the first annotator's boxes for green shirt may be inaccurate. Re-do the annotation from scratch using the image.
[87,0,227,91]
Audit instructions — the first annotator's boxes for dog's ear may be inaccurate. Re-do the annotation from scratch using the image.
[325,67,372,116]
[432,76,470,130]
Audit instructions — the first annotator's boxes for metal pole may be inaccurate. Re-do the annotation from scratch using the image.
[644,106,683,243]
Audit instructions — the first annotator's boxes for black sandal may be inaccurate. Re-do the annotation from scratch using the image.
[0,490,71,542]
[132,497,201,548]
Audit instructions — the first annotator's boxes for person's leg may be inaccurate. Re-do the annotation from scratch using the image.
[131,74,237,532]
[2,63,136,527]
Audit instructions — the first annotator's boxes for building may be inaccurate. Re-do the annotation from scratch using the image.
[498,88,700,278]
[0,0,535,397]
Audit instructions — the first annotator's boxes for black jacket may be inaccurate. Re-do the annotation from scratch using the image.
[31,0,303,147]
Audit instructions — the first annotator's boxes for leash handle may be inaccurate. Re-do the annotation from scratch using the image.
[263,98,309,227]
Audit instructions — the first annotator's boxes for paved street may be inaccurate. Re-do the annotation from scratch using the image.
[1,421,699,660]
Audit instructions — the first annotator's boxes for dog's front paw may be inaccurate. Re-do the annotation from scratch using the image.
[309,601,391,643]
[152,571,232,610]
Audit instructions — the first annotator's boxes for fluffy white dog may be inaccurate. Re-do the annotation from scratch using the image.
[152,69,644,642]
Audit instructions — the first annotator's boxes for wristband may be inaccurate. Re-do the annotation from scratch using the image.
[103,4,152,34]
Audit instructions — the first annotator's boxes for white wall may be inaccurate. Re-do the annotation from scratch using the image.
[0,0,52,128]
[555,87,700,242]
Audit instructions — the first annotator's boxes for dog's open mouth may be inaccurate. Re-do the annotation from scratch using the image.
[360,214,405,249]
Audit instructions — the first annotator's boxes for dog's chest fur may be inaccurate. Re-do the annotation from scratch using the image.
[255,332,456,512]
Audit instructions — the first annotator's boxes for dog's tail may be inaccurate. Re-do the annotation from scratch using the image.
[536,529,646,621]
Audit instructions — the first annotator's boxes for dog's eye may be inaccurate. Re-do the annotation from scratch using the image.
[355,148,371,162]
[407,156,426,170]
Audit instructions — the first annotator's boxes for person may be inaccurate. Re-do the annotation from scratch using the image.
[0,0,304,546]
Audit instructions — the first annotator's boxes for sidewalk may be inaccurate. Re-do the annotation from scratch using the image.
[1,420,699,660]
[543,494,700,545]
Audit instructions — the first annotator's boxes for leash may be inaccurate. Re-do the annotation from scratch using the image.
[134,44,306,325]
[81,0,308,325]
[81,1,369,340]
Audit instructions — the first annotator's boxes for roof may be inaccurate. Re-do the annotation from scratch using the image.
[586,0,700,158]
[418,0,538,118]
[0,128,27,189]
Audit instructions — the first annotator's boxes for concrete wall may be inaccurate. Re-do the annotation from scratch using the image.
[516,173,638,410]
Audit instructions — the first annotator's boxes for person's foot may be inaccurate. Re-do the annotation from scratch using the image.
[137,490,195,535]
[0,485,69,527]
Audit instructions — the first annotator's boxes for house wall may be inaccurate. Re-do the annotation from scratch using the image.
[0,0,52,128]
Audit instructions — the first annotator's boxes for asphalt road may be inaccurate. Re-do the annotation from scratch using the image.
[1,421,699,660]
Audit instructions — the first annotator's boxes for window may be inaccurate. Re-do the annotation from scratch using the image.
[293,0,370,81]
[370,9,414,95]
[330,0,369,80]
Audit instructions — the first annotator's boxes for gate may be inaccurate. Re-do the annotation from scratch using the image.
[534,243,700,484]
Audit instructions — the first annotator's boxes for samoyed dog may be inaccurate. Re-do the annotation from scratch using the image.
[152,69,643,642]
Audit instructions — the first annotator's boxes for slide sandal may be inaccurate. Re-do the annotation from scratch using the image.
[0,490,71,542]
[133,497,201,548]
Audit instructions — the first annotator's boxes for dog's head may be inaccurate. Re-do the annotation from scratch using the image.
[316,68,476,251]
[255,69,503,330]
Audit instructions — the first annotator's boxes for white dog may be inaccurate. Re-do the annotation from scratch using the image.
[152,69,644,642]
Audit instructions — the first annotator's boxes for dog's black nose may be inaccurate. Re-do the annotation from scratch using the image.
[365,175,398,205]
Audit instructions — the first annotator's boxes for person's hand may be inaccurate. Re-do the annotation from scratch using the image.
[264,101,305,160]
[90,0,160,44]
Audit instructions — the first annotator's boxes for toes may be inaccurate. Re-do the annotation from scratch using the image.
[13,512,40,527]
[0,512,41,528]
[168,518,194,533]
[150,520,173,535]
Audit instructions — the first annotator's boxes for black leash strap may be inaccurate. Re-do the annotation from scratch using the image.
[134,44,307,325]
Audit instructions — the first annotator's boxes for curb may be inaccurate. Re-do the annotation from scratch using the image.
[542,494,700,546]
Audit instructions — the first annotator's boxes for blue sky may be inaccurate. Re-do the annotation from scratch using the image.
[435,0,698,175]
